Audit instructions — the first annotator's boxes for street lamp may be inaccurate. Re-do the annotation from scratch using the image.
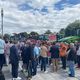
[1,8,4,39]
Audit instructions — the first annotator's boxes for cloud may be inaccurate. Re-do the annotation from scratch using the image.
[29,0,61,9]
[0,0,80,34]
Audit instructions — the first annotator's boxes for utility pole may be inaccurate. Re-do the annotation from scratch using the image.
[1,8,4,39]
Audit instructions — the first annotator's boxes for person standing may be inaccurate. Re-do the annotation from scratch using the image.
[0,35,5,70]
[33,43,40,76]
[67,43,76,77]
[10,41,21,80]
[24,40,34,80]
[50,42,60,72]
[4,40,10,66]
[0,35,5,80]
[40,42,48,73]
[77,43,80,68]
[59,43,68,70]
[20,42,26,72]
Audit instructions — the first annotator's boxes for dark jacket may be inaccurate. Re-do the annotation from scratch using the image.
[67,48,76,61]
[24,45,34,64]
[20,46,26,62]
[10,45,19,64]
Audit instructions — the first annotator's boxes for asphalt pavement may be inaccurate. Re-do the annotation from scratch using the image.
[2,64,80,80]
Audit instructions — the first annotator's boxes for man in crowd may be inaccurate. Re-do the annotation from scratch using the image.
[33,43,40,75]
[59,43,68,70]
[67,43,76,77]
[4,40,10,66]
[10,41,21,80]
[24,40,34,80]
[20,41,26,72]
[76,43,80,68]
[0,35,5,80]
[50,42,60,72]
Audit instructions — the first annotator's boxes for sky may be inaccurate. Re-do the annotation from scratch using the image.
[0,0,80,34]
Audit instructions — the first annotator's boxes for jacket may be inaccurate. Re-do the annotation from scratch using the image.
[67,48,76,61]
[24,46,34,63]
[10,45,19,64]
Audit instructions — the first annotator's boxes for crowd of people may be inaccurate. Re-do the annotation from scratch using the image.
[0,35,80,80]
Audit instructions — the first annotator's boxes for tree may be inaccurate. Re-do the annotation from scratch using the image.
[19,32,28,38]
[30,31,39,36]
[59,28,65,34]
[59,28,65,38]
[4,34,11,41]
[44,30,52,34]
[29,31,39,39]
[65,20,80,37]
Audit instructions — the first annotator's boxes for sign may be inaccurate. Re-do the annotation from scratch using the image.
[48,34,56,41]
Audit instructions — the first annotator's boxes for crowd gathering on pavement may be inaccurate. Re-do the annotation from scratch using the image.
[0,35,80,80]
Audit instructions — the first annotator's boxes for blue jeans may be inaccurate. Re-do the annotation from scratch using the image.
[27,60,37,77]
[67,61,75,76]
[32,60,37,76]
[41,57,47,71]
[11,63,18,78]
[27,61,32,78]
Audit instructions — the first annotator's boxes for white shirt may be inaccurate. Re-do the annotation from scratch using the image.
[0,39,5,54]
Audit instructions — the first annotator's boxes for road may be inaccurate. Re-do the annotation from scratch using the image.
[3,64,80,80]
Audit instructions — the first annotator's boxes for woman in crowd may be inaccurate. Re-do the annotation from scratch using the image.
[40,42,48,73]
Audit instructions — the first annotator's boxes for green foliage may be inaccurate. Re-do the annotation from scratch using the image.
[4,34,11,40]
[30,31,39,36]
[59,28,65,35]
[65,20,80,37]
[19,32,28,38]
[44,30,52,34]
